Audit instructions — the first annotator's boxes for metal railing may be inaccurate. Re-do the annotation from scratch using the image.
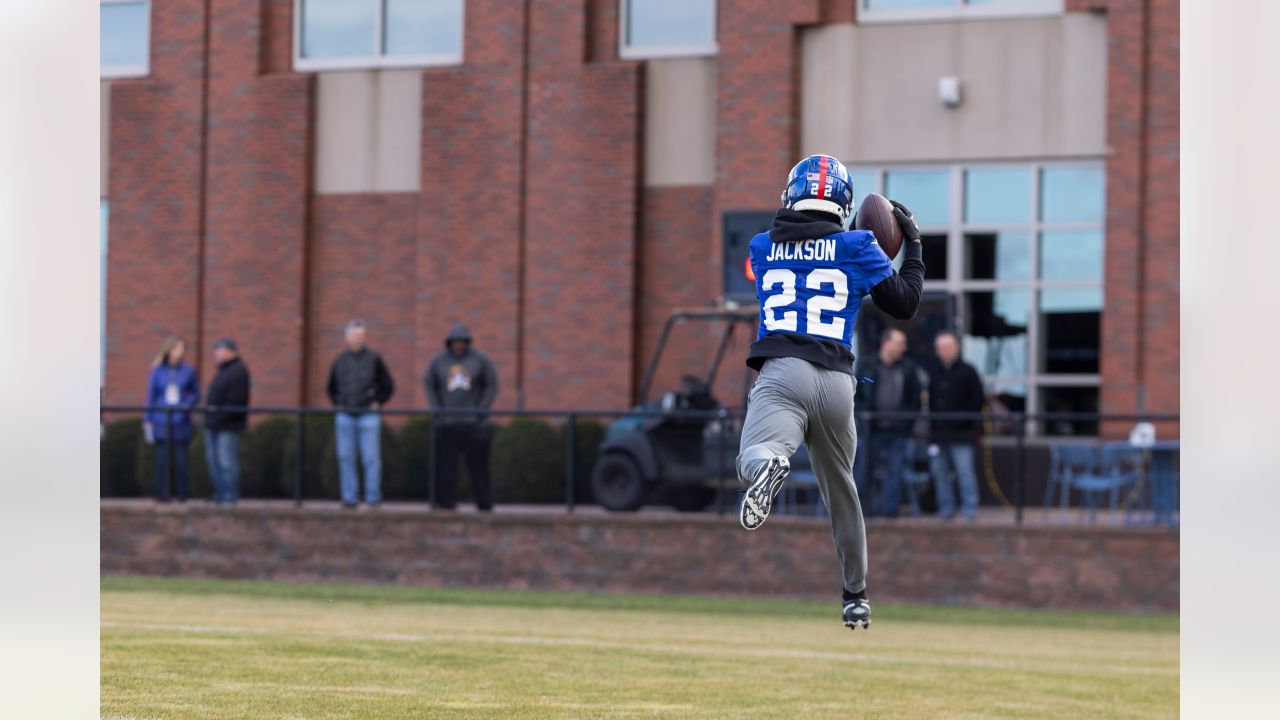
[101,404,1179,526]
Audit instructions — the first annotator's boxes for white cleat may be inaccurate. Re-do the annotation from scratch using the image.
[739,456,790,531]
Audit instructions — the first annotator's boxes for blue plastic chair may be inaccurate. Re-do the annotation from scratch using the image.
[1045,444,1140,524]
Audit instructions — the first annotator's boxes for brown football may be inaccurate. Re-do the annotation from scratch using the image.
[854,192,903,260]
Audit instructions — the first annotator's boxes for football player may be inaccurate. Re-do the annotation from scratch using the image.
[738,154,924,630]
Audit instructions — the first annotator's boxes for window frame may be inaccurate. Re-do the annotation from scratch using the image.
[851,159,1105,435]
[618,0,718,60]
[292,0,465,72]
[100,0,151,79]
[858,0,1063,25]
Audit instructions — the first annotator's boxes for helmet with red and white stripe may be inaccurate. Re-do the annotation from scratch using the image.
[779,154,856,227]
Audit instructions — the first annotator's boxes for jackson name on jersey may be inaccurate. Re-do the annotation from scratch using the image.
[750,229,894,350]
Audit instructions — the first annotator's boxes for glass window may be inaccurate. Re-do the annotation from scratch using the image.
[849,168,878,211]
[865,0,952,8]
[965,231,1030,281]
[298,0,463,67]
[1039,386,1099,436]
[302,0,377,59]
[101,1,149,75]
[1041,165,1104,224]
[385,0,463,57]
[1040,230,1104,282]
[885,169,948,228]
[624,0,716,55]
[962,290,1029,378]
[965,167,1030,226]
[1040,288,1102,374]
[921,234,948,281]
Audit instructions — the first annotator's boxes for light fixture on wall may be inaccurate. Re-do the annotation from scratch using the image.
[938,76,962,109]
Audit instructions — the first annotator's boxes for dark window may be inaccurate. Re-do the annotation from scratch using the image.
[1040,386,1099,436]
[721,211,775,302]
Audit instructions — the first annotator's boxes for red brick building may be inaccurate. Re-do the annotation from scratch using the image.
[100,0,1177,433]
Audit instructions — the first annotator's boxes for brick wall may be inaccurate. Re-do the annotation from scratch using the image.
[1096,0,1180,431]
[104,0,208,402]
[100,502,1179,611]
[103,0,1179,430]
[309,194,420,407]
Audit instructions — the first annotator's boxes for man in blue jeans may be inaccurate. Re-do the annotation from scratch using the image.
[927,331,985,520]
[325,320,396,508]
[204,338,251,505]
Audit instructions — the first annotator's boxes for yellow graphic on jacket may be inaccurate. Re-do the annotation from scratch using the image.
[447,364,472,392]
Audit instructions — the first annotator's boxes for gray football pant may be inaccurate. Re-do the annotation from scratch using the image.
[737,356,867,595]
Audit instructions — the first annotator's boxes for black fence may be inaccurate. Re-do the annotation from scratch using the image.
[100,404,1179,526]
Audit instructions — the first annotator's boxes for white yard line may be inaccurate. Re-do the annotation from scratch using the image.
[101,620,1177,678]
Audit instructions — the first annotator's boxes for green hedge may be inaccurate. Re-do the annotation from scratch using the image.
[100,415,608,505]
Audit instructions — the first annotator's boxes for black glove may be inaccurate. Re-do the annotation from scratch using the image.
[889,199,921,243]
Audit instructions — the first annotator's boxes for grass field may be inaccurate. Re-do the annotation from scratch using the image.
[101,577,1178,719]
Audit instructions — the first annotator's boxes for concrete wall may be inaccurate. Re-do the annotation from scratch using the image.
[315,70,422,194]
[100,502,1180,612]
[800,14,1108,162]
[644,58,716,187]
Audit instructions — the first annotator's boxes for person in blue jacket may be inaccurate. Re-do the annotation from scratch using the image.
[144,336,200,502]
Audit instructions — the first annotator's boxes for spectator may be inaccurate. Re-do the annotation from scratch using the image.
[144,336,200,503]
[204,338,250,506]
[928,330,985,520]
[325,320,395,509]
[854,328,923,518]
[425,324,498,512]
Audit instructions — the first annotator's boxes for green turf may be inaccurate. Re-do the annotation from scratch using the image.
[101,576,1178,719]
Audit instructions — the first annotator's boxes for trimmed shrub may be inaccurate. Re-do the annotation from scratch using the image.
[241,416,296,498]
[101,417,144,497]
[282,414,336,500]
[491,418,564,504]
[566,417,607,504]
[399,417,432,499]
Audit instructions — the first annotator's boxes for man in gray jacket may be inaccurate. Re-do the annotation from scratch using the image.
[425,324,498,511]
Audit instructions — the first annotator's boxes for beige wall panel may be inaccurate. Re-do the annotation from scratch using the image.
[101,80,110,197]
[801,15,1107,164]
[645,58,716,187]
[315,71,376,193]
[373,69,422,192]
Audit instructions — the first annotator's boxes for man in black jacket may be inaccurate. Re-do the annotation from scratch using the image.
[928,330,985,520]
[854,328,924,518]
[204,338,250,505]
[326,320,395,508]
[425,324,498,511]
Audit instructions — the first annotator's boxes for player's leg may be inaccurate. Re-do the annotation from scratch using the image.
[805,370,870,629]
[737,357,809,530]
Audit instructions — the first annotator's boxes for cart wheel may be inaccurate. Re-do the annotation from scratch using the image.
[590,453,649,512]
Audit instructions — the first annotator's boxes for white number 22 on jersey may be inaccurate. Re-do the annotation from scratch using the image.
[761,268,849,340]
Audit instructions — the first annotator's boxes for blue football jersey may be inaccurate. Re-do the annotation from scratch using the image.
[750,229,894,349]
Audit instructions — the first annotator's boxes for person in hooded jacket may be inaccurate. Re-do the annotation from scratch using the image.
[425,324,498,511]
[145,336,200,502]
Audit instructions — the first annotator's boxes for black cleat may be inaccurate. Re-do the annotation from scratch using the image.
[739,456,790,531]
[842,598,871,630]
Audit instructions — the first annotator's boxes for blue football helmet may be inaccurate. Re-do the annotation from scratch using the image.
[779,154,856,228]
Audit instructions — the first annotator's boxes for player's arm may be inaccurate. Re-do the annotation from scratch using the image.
[869,201,925,320]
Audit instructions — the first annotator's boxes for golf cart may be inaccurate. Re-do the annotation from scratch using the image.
[589,307,815,512]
